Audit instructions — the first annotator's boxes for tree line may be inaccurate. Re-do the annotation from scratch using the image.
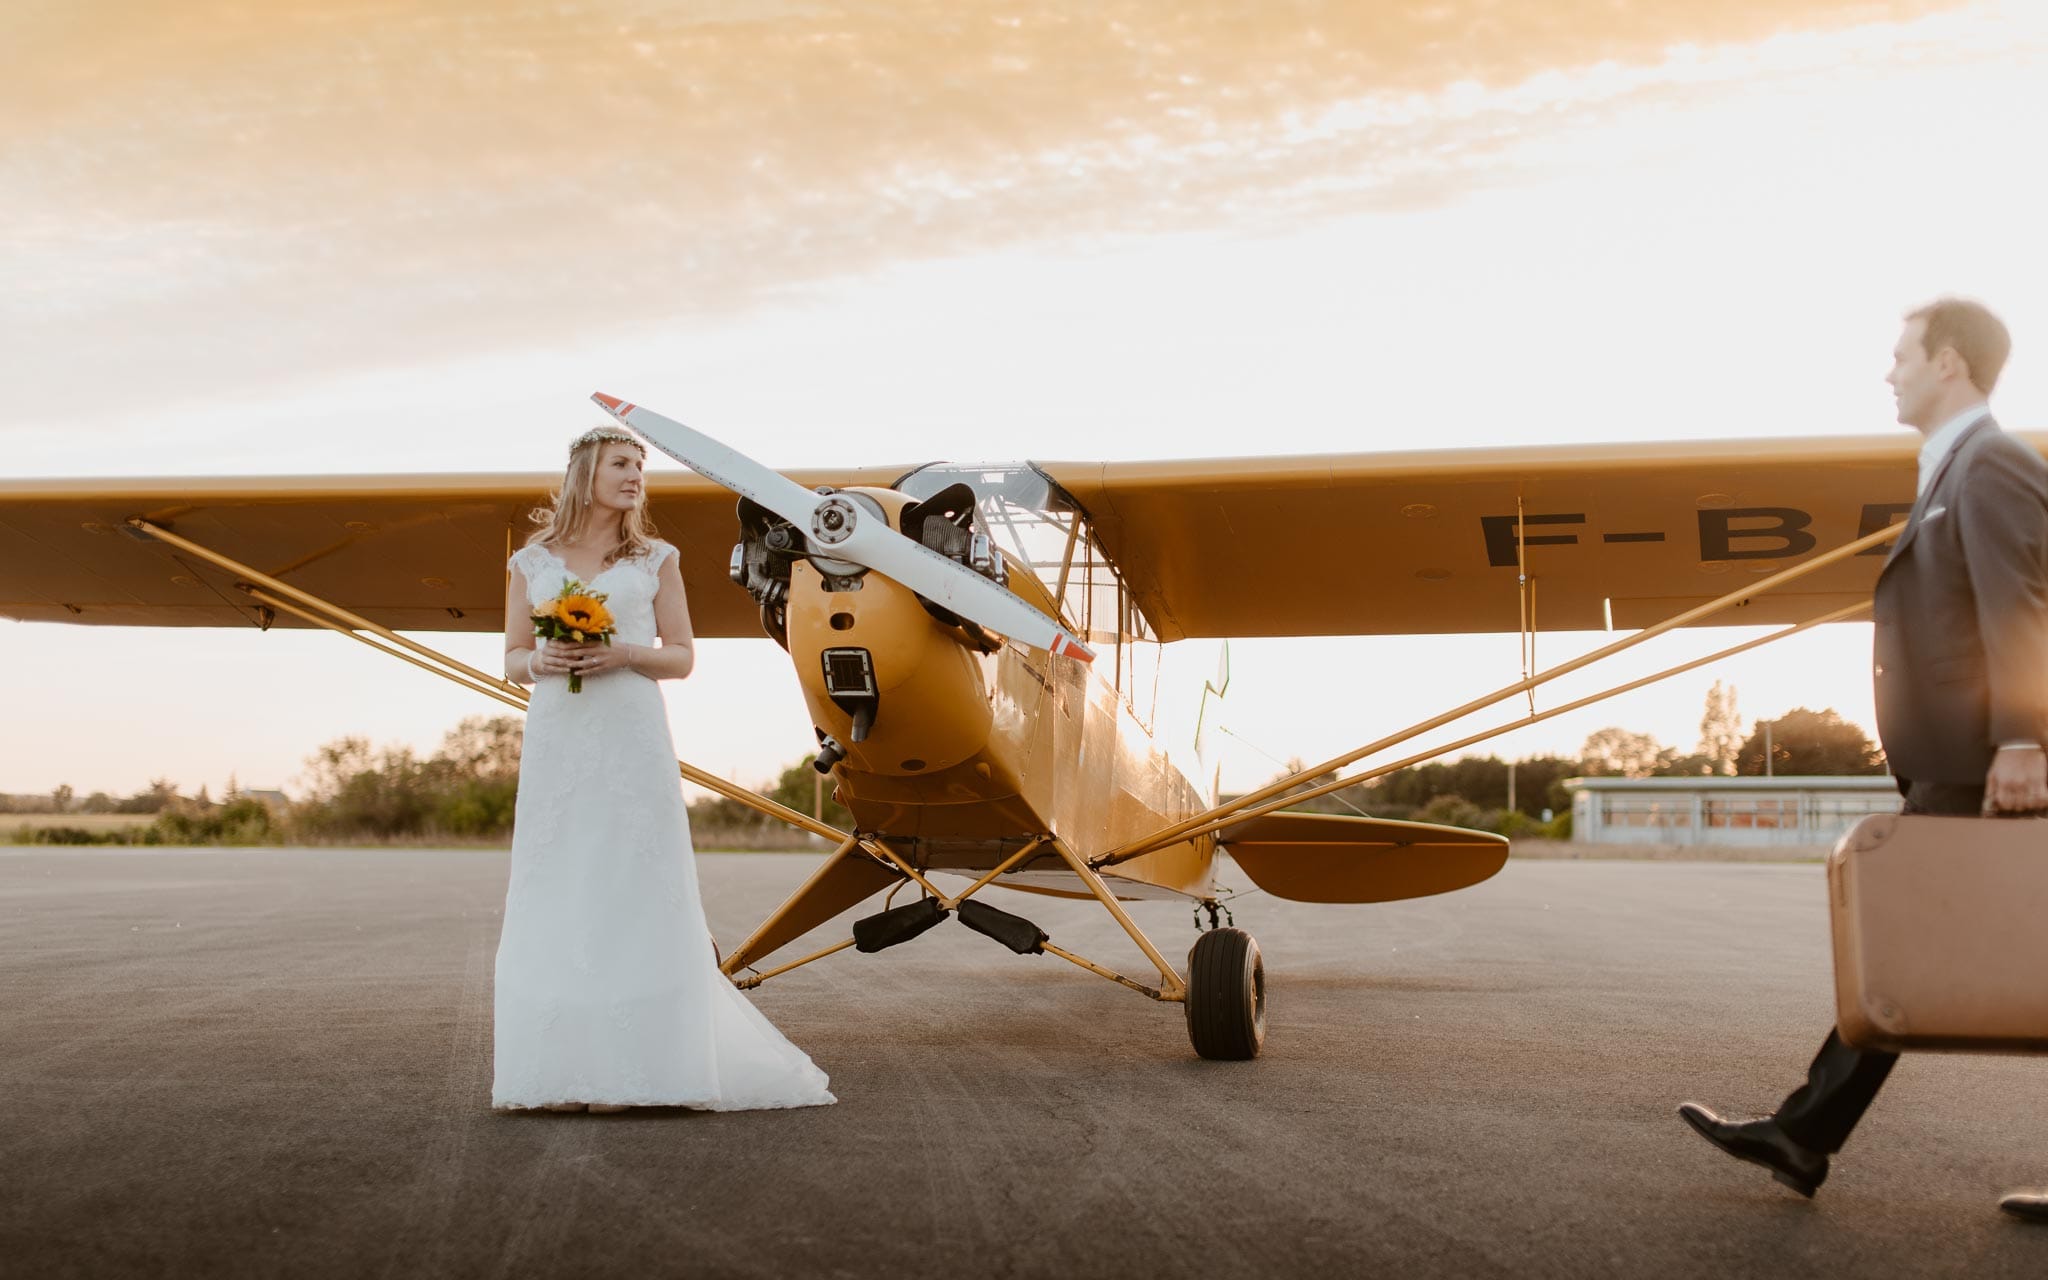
[7,717,525,846]
[8,716,848,848]
[0,779,181,816]
[10,683,1883,847]
[1269,688,1883,838]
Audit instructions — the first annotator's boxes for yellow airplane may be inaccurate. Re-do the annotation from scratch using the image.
[0,414,1939,1057]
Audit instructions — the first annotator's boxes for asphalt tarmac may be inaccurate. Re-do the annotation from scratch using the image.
[3,849,2045,1279]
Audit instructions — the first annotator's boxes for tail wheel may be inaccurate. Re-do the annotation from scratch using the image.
[1185,927,1265,1060]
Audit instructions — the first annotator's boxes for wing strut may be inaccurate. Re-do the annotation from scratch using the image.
[244,584,531,711]
[1128,600,1871,859]
[1094,519,1904,868]
[123,518,850,845]
[1516,495,1537,716]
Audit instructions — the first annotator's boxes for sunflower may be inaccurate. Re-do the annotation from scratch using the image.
[550,594,614,640]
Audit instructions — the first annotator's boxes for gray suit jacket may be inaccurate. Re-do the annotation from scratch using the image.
[1873,415,2048,782]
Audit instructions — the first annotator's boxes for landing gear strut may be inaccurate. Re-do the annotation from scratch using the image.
[1185,927,1265,1060]
[1193,898,1234,932]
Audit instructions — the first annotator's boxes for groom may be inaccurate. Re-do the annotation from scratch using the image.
[1676,298,2048,1219]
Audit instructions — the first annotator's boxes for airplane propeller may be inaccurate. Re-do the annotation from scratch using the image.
[590,393,1095,664]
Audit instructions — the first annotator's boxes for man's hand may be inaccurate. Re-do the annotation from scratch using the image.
[1984,745,2048,815]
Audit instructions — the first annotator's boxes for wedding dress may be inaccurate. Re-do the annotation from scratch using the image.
[492,539,834,1111]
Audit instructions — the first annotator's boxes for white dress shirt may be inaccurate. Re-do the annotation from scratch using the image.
[1916,402,1990,497]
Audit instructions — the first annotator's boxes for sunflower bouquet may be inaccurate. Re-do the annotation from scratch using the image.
[533,580,616,693]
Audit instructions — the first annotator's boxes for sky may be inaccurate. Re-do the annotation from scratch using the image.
[6,0,2047,804]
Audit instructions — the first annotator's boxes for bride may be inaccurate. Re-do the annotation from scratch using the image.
[493,424,834,1113]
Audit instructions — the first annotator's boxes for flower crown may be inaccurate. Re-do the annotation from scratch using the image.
[569,425,643,457]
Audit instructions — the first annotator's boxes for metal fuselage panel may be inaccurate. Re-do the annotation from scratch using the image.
[782,488,1213,900]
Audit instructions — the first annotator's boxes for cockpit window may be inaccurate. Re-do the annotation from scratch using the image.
[895,462,1151,646]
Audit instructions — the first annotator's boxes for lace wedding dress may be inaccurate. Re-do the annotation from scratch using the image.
[493,539,834,1111]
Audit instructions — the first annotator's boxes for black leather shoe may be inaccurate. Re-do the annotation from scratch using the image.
[2000,1190,2048,1222]
[1677,1102,1829,1198]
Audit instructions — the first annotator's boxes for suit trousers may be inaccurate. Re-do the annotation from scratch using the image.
[1772,777,1983,1153]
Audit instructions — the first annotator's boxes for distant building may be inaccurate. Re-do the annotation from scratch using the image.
[1564,775,1898,847]
[235,788,291,813]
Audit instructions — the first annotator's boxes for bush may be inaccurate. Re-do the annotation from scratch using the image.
[149,797,276,847]
[1494,810,1541,839]
[19,824,130,846]
[1416,794,1487,832]
[432,778,519,837]
[287,716,524,844]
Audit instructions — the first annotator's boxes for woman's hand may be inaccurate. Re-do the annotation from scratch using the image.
[524,639,594,681]
[551,640,637,680]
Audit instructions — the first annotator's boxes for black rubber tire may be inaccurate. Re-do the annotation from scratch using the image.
[1185,927,1265,1060]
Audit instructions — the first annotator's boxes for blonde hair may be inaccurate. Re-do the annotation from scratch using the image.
[526,427,661,566]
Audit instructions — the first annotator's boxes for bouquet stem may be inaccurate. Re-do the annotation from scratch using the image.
[568,672,583,694]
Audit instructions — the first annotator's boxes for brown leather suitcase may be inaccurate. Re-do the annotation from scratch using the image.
[1829,812,2048,1052]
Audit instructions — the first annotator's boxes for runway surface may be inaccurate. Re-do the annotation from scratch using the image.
[3,849,2044,1278]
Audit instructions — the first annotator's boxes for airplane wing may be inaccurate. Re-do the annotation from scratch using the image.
[6,433,2023,640]
[1039,433,2029,641]
[0,469,906,636]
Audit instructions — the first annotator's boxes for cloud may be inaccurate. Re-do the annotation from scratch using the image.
[0,0,1966,420]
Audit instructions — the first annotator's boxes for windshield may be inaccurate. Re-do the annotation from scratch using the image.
[894,462,1149,645]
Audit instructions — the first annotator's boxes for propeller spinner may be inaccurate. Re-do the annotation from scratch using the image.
[590,393,1095,664]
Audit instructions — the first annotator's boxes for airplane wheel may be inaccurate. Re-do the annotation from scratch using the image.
[1185,927,1264,1060]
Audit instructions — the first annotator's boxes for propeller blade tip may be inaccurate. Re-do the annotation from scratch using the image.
[1052,633,1095,664]
[591,392,629,415]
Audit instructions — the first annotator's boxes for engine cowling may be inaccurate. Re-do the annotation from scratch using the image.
[785,555,994,777]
